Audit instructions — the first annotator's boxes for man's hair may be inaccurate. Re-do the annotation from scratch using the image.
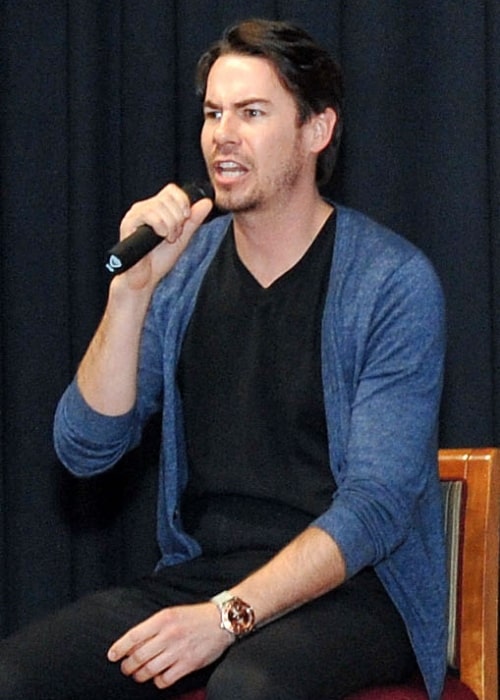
[196,18,344,186]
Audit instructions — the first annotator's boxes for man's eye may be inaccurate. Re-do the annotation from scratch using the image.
[205,110,222,120]
[244,108,262,118]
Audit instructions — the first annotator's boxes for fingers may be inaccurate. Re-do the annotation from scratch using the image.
[120,183,211,245]
[108,627,160,681]
[119,184,187,242]
[107,603,230,689]
[107,608,186,683]
[107,614,160,665]
[189,196,214,231]
[112,183,213,288]
[122,645,174,683]
[153,659,195,690]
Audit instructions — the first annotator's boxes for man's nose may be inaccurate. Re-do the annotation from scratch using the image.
[213,112,240,146]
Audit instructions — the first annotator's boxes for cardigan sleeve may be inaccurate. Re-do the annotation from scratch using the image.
[53,297,165,477]
[53,216,230,479]
[313,243,446,578]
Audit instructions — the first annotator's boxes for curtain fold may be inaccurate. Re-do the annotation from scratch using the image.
[486,0,500,434]
[1,0,499,635]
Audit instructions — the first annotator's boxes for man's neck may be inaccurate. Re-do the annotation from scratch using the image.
[232,191,333,288]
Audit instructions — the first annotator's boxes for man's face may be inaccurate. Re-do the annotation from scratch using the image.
[201,54,313,214]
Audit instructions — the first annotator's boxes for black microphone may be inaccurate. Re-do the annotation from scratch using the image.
[105,181,214,275]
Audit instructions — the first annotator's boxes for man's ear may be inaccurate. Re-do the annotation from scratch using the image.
[308,108,337,154]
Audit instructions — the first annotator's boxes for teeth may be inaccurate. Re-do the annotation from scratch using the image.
[215,160,247,179]
[219,161,244,172]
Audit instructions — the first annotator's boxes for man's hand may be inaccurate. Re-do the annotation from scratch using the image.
[107,602,233,690]
[117,182,213,292]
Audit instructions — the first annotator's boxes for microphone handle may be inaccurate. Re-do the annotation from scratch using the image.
[105,182,213,275]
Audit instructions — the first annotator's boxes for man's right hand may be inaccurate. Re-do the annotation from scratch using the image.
[115,182,213,293]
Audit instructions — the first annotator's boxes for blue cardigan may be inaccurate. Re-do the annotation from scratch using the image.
[54,205,447,699]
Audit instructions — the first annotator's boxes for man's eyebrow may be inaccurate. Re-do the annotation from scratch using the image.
[203,98,272,109]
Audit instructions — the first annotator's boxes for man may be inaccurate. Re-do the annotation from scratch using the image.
[0,18,447,700]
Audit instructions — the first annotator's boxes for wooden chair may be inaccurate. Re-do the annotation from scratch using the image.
[175,448,500,700]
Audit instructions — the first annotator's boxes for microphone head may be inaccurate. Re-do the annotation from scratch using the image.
[182,181,215,204]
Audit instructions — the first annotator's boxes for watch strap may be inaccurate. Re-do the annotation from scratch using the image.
[210,590,234,607]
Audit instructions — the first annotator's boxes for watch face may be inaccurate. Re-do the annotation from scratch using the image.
[222,597,255,636]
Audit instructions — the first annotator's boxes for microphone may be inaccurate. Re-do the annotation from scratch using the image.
[105,181,214,275]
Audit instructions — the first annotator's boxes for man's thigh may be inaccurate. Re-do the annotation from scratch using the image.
[0,562,415,700]
[0,585,209,700]
[0,552,271,700]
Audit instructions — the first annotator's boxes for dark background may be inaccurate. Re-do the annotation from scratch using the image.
[1,0,499,637]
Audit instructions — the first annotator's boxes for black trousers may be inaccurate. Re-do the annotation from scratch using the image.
[0,553,416,700]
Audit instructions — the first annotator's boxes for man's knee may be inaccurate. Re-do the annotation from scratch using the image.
[0,655,41,700]
[206,657,304,700]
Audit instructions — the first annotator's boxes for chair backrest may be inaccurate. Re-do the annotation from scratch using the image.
[439,448,500,700]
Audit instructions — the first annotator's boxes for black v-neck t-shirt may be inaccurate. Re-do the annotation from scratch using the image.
[176,212,337,556]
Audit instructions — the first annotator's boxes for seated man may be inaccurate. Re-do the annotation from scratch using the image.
[0,18,447,700]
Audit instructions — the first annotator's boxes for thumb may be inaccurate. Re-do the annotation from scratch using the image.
[177,196,215,249]
[189,197,214,229]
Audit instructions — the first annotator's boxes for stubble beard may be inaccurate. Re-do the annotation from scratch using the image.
[216,149,303,214]
[211,133,306,215]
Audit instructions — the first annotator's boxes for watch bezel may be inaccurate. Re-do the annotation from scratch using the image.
[213,593,256,637]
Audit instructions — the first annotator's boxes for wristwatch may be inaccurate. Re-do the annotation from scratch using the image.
[210,590,256,638]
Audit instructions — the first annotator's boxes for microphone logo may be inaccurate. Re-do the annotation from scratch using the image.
[105,255,123,273]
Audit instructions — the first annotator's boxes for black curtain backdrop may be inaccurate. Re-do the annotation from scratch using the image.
[1,0,499,638]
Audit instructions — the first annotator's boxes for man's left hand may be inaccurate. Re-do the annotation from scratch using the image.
[107,602,233,689]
